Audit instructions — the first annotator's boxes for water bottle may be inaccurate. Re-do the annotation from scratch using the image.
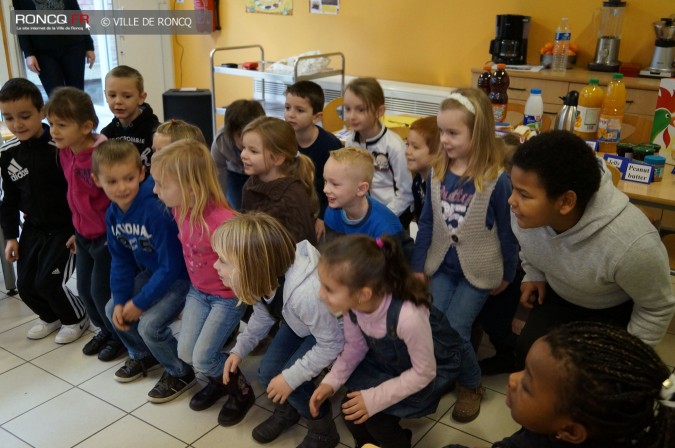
[552,18,571,73]
[523,88,544,131]
[477,64,492,98]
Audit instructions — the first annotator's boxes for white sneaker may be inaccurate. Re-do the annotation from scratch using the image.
[54,317,89,344]
[27,319,61,340]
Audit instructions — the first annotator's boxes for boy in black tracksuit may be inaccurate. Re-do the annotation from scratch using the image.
[0,78,86,342]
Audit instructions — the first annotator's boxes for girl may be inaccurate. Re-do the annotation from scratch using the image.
[44,87,124,359]
[311,234,462,448]
[150,139,245,417]
[213,212,343,447]
[240,116,318,245]
[152,118,206,152]
[410,87,519,423]
[444,322,675,448]
[343,78,413,227]
[405,116,441,223]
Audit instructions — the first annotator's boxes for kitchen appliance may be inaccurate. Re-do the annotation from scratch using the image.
[640,17,675,78]
[489,15,530,65]
[553,91,580,132]
[588,1,626,72]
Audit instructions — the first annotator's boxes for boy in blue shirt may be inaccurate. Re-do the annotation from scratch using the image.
[92,140,195,403]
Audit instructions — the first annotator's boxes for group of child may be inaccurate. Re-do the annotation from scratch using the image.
[1,61,674,448]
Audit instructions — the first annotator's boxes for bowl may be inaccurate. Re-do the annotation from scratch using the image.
[540,54,576,69]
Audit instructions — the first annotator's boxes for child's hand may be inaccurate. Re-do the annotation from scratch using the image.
[342,391,370,424]
[490,280,509,296]
[223,353,242,384]
[512,317,526,335]
[121,301,142,323]
[310,383,334,417]
[112,304,129,330]
[520,281,546,309]
[267,373,293,404]
[5,239,19,262]
[66,235,77,254]
[315,218,326,241]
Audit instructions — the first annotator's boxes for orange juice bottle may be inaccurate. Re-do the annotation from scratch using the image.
[596,73,626,153]
[573,79,604,141]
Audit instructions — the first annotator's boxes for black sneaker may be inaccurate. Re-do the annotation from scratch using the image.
[113,355,160,383]
[478,353,517,376]
[98,339,126,362]
[147,369,196,403]
[82,332,109,356]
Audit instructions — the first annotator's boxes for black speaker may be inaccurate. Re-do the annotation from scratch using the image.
[162,89,214,147]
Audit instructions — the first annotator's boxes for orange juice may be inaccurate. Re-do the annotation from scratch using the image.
[573,79,604,141]
[597,73,626,153]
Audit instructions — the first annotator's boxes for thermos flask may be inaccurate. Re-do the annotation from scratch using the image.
[553,90,579,132]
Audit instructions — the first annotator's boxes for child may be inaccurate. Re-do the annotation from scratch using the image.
[444,322,675,448]
[343,77,413,227]
[44,87,121,356]
[213,212,343,446]
[101,65,160,170]
[152,119,206,152]
[311,234,461,448]
[0,78,85,343]
[150,139,245,414]
[509,131,675,363]
[92,140,195,403]
[411,88,519,422]
[405,116,440,223]
[240,116,318,245]
[211,99,265,209]
[284,80,343,240]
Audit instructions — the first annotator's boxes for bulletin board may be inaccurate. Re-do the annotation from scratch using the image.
[245,0,293,15]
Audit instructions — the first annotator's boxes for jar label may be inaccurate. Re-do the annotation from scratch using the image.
[575,106,601,133]
[596,115,622,143]
[492,104,507,123]
[524,114,541,131]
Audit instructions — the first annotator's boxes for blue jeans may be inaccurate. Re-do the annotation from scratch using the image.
[106,272,191,377]
[226,170,248,211]
[257,322,326,420]
[429,271,489,389]
[177,286,246,377]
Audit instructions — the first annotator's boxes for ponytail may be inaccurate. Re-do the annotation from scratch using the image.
[293,153,319,218]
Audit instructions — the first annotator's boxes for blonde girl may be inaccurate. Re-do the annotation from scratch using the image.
[152,118,206,152]
[410,87,519,423]
[213,212,343,446]
[150,139,245,418]
[343,77,413,226]
[405,116,441,222]
[240,116,318,245]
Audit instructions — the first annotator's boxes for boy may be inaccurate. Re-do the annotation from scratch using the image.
[92,140,195,403]
[101,65,159,171]
[284,81,343,240]
[0,78,88,343]
[509,131,675,365]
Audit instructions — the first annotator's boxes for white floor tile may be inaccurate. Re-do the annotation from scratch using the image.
[415,421,491,447]
[655,332,675,367]
[74,415,187,448]
[482,372,510,395]
[0,319,65,361]
[0,428,31,448]
[0,348,25,375]
[426,390,456,421]
[3,388,125,448]
[0,298,36,333]
[0,363,71,424]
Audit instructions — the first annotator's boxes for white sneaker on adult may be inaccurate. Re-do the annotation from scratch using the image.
[27,319,61,340]
[54,317,89,344]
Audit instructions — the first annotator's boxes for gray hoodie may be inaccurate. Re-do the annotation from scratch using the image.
[512,162,675,346]
[231,240,344,390]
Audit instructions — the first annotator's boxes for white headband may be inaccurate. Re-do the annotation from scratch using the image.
[447,92,476,115]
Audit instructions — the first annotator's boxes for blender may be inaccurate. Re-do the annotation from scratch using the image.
[588,1,626,72]
[640,17,675,78]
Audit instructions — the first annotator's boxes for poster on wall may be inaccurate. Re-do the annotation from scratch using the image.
[310,0,339,15]
[245,0,293,15]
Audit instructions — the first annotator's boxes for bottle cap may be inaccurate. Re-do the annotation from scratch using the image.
[497,63,506,69]
[483,64,492,70]
[644,155,666,164]
[530,88,542,94]
[589,78,599,84]
[612,73,624,79]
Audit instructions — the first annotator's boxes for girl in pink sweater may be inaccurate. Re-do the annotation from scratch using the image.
[311,234,462,448]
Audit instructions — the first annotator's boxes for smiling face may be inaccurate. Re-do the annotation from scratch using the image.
[405,129,435,174]
[437,108,472,165]
[284,93,319,133]
[343,89,381,137]
[0,97,44,141]
[318,261,358,314]
[105,76,146,126]
[323,157,366,210]
[508,166,561,230]
[241,130,275,180]
[93,159,145,213]
[48,115,93,152]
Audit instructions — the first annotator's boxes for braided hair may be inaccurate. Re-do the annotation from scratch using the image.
[545,322,673,448]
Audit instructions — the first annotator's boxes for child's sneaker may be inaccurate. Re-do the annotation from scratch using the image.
[452,384,486,423]
[114,355,160,383]
[54,317,89,344]
[147,369,196,403]
[98,339,126,362]
[27,319,61,340]
[82,332,110,355]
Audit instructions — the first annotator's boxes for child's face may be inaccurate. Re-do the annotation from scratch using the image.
[323,158,366,209]
[152,132,172,152]
[508,166,561,230]
[241,131,274,179]
[343,89,380,135]
[0,97,44,141]
[93,160,145,213]
[284,93,320,133]
[437,109,472,164]
[151,171,183,208]
[105,76,146,125]
[405,129,435,173]
[48,115,93,150]
[317,261,357,314]
[213,254,235,288]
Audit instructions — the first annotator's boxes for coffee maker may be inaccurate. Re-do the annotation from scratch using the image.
[489,15,530,65]
[588,0,626,72]
[640,17,675,78]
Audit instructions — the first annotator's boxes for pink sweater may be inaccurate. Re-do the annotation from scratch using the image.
[177,203,237,298]
[59,134,109,239]
[321,295,436,416]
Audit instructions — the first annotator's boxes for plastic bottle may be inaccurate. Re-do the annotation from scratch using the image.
[597,73,626,153]
[523,88,544,131]
[477,65,492,98]
[574,79,604,141]
[552,18,571,73]
[489,63,509,123]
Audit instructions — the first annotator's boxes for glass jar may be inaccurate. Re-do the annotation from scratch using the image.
[617,142,635,159]
[632,145,656,162]
[644,155,666,182]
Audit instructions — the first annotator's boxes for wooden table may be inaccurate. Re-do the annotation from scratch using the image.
[617,166,675,212]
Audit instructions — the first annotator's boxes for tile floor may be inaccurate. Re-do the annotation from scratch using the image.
[0,276,673,448]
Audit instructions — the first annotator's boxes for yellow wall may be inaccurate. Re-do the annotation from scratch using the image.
[174,0,671,107]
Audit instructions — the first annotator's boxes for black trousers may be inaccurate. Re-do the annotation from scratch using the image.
[34,41,87,95]
[343,407,411,448]
[17,224,84,325]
